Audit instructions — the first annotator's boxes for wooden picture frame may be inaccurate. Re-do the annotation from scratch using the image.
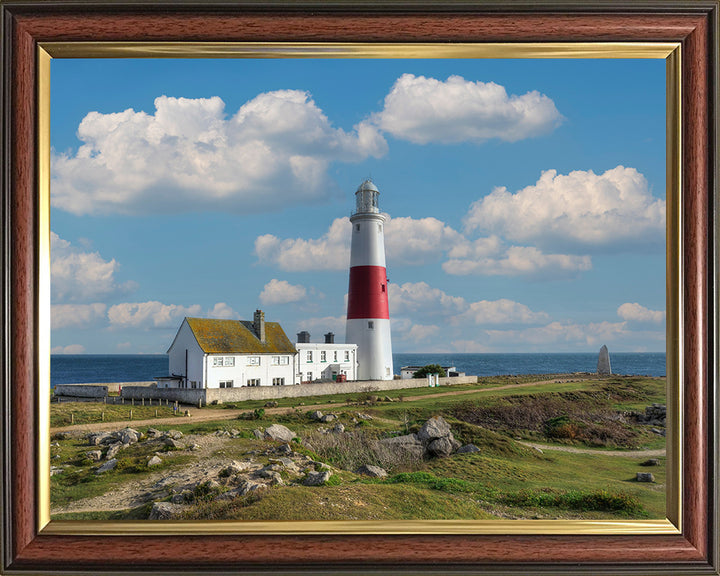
[1,1,717,573]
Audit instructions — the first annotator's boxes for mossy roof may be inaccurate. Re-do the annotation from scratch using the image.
[185,317,296,355]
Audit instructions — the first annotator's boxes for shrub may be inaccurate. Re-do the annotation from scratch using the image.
[412,365,446,378]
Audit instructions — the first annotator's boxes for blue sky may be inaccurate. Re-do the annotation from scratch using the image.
[50,57,666,355]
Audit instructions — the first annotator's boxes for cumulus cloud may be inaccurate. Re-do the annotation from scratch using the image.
[443,244,592,277]
[207,302,240,319]
[617,302,665,324]
[463,166,665,251]
[259,279,308,305]
[51,344,86,354]
[389,282,465,316]
[485,320,630,348]
[293,316,347,340]
[52,93,387,216]
[52,303,107,329]
[384,216,464,265]
[107,301,202,329]
[51,232,136,303]
[372,74,563,144]
[453,299,550,325]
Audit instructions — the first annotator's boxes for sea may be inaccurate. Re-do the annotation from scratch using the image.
[50,352,666,388]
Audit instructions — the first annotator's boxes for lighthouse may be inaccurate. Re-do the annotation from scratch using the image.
[346,179,394,380]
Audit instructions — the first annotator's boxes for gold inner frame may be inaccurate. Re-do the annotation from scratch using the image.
[36,42,682,536]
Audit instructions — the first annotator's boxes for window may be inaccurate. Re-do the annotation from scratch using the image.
[219,380,234,389]
[333,351,338,362]
[320,351,327,362]
[306,372,312,381]
[272,377,285,386]
[368,321,374,330]
[224,357,235,367]
[272,356,290,366]
[355,224,360,231]
[246,378,260,387]
[381,284,386,293]
[212,357,223,367]
[307,351,313,363]
[344,351,350,362]
[247,356,260,365]
[213,356,235,367]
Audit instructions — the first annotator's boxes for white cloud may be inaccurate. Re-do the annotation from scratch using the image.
[52,93,387,216]
[255,217,351,272]
[463,166,665,251]
[617,302,665,324]
[107,301,202,329]
[52,303,107,329]
[485,320,630,348]
[51,344,86,354]
[453,298,550,325]
[373,74,562,144]
[51,232,135,302]
[207,302,240,319]
[259,279,307,305]
[384,216,464,265]
[443,244,592,277]
[389,282,465,316]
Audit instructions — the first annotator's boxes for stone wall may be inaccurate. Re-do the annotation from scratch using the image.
[120,375,477,405]
[54,381,155,396]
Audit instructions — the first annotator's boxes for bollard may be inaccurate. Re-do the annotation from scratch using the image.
[70,413,74,425]
[155,409,158,418]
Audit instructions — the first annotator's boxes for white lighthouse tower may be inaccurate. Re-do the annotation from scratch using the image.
[346,179,394,380]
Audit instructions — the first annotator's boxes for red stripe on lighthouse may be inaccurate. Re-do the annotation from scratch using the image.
[347,266,390,320]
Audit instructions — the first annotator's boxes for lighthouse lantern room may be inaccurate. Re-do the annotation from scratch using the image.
[345,179,394,380]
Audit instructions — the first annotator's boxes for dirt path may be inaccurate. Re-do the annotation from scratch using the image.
[519,441,666,458]
[51,376,583,434]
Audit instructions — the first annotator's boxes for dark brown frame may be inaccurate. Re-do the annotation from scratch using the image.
[1,1,717,574]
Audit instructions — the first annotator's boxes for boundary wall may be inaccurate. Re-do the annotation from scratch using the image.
[54,381,155,397]
[118,375,477,405]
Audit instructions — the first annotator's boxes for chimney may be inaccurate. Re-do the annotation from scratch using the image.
[253,309,265,343]
[324,332,335,344]
[297,331,310,344]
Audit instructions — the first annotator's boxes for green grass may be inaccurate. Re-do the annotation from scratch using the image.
[51,401,177,427]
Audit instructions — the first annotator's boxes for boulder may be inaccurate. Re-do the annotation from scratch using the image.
[237,479,267,496]
[252,429,264,439]
[308,410,324,421]
[146,428,161,438]
[264,424,296,443]
[164,438,185,450]
[189,443,200,451]
[355,464,388,478]
[119,428,140,445]
[427,436,458,458]
[303,471,332,486]
[165,429,184,439]
[50,466,65,476]
[147,455,163,467]
[85,450,103,461]
[265,401,279,408]
[320,414,337,423]
[148,501,185,520]
[96,459,117,474]
[636,472,655,482]
[456,444,481,454]
[277,443,293,455]
[332,423,346,434]
[417,416,452,443]
[87,432,113,446]
[105,442,123,460]
[641,458,660,466]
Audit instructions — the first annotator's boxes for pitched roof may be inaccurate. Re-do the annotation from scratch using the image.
[184,317,296,355]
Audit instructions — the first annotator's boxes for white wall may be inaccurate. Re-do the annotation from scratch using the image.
[167,319,205,387]
[296,343,357,382]
[205,354,295,388]
[346,317,393,380]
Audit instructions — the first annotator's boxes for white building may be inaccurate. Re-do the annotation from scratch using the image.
[295,332,358,383]
[345,179,394,380]
[159,311,297,389]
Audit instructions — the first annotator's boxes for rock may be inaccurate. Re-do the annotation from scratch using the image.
[265,401,279,408]
[597,344,612,375]
[164,438,185,450]
[148,501,185,520]
[427,436,457,457]
[87,432,113,446]
[237,479,267,496]
[641,459,660,466]
[146,428,161,438]
[96,459,118,474]
[636,472,655,482]
[308,410,324,421]
[50,466,65,476]
[189,443,200,451]
[252,429,264,439]
[417,416,451,443]
[277,443,293,455]
[320,414,337,423]
[147,455,163,467]
[105,442,123,460]
[379,434,425,459]
[171,491,191,504]
[166,429,184,439]
[264,424,296,442]
[85,450,103,461]
[332,423,345,434]
[52,432,69,441]
[303,471,332,486]
[650,428,666,437]
[119,428,140,445]
[355,464,388,478]
[456,444,481,454]
[356,413,373,421]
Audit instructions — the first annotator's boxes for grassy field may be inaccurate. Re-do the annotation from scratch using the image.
[49,374,667,521]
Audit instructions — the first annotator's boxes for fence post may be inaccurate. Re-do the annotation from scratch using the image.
[70,413,74,425]
[130,409,133,420]
[101,411,105,421]
[155,409,158,418]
